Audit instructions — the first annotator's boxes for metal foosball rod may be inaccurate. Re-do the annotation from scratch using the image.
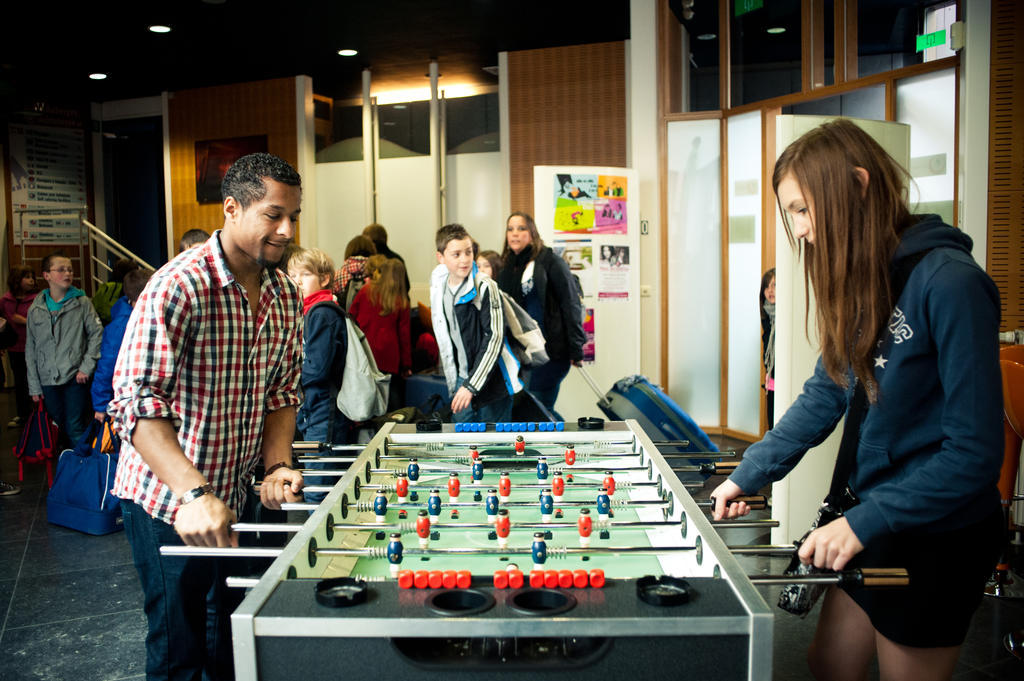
[277,494,769,514]
[372,461,738,476]
[375,449,738,462]
[728,545,803,556]
[293,442,367,453]
[748,568,909,588]
[159,544,702,559]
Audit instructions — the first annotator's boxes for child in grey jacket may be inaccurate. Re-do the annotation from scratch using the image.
[26,253,103,445]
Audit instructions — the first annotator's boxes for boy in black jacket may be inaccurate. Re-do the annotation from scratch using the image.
[430,224,522,423]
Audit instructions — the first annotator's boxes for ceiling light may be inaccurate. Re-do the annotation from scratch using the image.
[337,49,358,57]
[766,27,787,34]
[148,25,171,33]
[697,33,717,40]
[89,73,108,80]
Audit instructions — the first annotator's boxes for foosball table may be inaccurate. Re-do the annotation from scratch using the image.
[226,419,775,680]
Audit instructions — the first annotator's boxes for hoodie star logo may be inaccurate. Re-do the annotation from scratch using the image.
[874,355,888,369]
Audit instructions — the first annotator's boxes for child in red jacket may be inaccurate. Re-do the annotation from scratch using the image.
[348,257,411,410]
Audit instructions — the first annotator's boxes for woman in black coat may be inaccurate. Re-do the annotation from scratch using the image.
[497,211,585,417]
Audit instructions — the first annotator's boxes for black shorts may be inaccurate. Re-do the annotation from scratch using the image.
[845,506,1005,648]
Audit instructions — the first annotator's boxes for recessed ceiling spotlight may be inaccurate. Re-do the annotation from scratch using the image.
[697,33,717,40]
[89,73,108,80]
[337,49,358,57]
[766,27,787,34]
[149,25,172,33]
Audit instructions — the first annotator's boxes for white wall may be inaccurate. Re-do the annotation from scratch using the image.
[378,155,443,304]
[445,151,505,251]
[313,160,367,265]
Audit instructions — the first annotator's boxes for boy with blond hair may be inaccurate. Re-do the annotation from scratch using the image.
[288,247,349,446]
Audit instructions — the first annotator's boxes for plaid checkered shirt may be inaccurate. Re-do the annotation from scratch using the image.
[110,232,303,524]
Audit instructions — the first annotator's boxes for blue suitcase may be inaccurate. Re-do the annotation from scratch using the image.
[577,368,719,479]
[405,373,450,414]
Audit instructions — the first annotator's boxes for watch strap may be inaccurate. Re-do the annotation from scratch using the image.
[179,483,213,505]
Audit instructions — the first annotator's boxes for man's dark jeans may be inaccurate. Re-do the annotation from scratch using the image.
[121,501,245,681]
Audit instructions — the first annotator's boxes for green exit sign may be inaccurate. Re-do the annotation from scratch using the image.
[916,29,946,52]
[735,0,764,17]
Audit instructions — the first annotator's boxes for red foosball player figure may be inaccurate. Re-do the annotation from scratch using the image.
[577,508,593,548]
[416,510,431,548]
[515,435,526,454]
[564,447,576,466]
[395,472,409,501]
[447,472,460,503]
[602,471,616,496]
[552,471,565,502]
[498,472,512,500]
[495,509,511,550]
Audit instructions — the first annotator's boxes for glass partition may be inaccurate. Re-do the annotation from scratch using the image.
[897,68,956,225]
[667,118,722,425]
[726,111,762,434]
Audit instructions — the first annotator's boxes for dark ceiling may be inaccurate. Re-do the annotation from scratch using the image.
[0,0,630,114]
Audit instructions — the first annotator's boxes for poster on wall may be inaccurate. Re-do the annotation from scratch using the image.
[598,244,630,301]
[195,135,268,203]
[552,238,594,298]
[582,308,596,363]
[553,173,596,233]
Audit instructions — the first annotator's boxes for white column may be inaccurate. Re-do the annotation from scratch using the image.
[430,61,443,228]
[362,69,376,225]
[295,76,317,247]
[628,0,662,381]
[161,92,174,258]
[957,0,991,266]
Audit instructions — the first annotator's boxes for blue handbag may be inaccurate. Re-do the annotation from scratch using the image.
[46,418,123,535]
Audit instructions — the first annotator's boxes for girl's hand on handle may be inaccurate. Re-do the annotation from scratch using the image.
[709,479,750,520]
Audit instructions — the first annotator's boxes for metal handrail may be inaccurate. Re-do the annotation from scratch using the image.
[83,219,156,290]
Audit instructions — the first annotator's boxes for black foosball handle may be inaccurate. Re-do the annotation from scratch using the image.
[708,494,769,511]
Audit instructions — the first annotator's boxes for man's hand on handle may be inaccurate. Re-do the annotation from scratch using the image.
[260,467,304,509]
[174,494,238,547]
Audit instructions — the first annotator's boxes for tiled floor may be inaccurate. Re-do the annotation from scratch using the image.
[0,408,1021,680]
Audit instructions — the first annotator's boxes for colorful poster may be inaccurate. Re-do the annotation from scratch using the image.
[593,198,626,234]
[598,244,630,301]
[553,173,598,233]
[597,175,628,200]
[582,308,596,363]
[552,239,594,298]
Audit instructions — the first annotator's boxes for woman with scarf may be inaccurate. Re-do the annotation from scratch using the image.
[498,211,585,418]
[760,268,776,429]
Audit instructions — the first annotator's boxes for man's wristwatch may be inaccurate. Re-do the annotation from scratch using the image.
[179,483,214,505]
[264,462,292,477]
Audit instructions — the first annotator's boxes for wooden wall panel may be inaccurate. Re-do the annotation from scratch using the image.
[168,78,299,246]
[507,42,627,215]
[987,0,1024,331]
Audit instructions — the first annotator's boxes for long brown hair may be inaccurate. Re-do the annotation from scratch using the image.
[368,258,410,316]
[500,211,543,263]
[773,119,914,400]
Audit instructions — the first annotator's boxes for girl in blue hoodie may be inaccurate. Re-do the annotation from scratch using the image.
[712,119,1003,681]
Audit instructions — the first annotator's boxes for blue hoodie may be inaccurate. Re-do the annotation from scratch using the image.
[91,296,133,413]
[730,215,1002,546]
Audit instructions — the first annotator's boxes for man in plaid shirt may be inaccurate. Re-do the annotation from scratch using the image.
[110,153,305,681]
